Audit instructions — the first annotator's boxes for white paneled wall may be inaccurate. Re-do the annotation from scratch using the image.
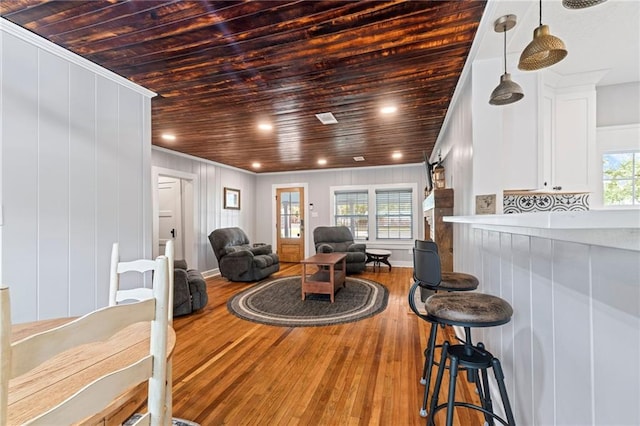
[461,227,640,426]
[0,20,154,322]
[255,164,426,265]
[151,147,257,273]
[151,148,425,271]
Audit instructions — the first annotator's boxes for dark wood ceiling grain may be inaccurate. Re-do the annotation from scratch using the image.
[1,0,487,173]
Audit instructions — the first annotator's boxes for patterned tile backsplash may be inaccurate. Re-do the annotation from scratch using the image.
[503,191,590,214]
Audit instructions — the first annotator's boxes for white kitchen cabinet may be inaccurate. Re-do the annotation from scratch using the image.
[539,74,598,193]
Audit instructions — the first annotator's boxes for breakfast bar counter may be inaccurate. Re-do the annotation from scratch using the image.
[441,208,640,425]
[444,209,640,251]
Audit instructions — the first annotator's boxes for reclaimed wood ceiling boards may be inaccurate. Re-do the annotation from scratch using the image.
[1,1,486,173]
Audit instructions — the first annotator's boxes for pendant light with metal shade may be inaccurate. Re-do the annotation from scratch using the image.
[518,0,568,71]
[489,15,524,106]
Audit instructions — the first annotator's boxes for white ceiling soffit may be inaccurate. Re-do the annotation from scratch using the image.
[474,0,640,87]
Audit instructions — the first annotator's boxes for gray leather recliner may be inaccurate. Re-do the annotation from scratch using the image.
[172,259,208,317]
[313,226,366,274]
[208,227,280,282]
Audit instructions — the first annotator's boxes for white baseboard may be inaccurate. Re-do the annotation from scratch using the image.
[202,269,220,279]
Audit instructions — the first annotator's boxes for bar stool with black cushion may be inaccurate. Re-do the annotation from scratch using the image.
[408,241,479,418]
[425,292,515,426]
[415,240,479,301]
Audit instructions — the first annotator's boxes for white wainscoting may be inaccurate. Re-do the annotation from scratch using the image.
[456,224,640,426]
[151,147,257,272]
[1,20,154,322]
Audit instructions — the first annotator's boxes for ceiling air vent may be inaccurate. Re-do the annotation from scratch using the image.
[353,156,365,162]
[315,112,338,125]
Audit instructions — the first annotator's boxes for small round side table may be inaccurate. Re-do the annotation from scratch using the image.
[365,249,392,271]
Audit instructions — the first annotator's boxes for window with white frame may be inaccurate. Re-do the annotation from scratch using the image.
[334,190,369,239]
[375,189,413,239]
[602,151,640,206]
[331,184,417,242]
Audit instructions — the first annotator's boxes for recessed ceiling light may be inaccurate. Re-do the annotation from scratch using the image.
[392,152,402,159]
[353,156,365,162]
[161,133,176,141]
[381,106,397,114]
[252,162,261,169]
[317,159,327,165]
[258,123,273,131]
[315,112,338,125]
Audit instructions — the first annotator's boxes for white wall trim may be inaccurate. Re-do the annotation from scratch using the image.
[153,145,255,175]
[597,123,640,132]
[260,162,424,176]
[152,166,199,268]
[0,18,155,98]
[202,269,220,279]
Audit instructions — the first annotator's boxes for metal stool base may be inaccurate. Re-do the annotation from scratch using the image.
[427,341,516,426]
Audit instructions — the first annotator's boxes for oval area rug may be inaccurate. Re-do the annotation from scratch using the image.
[227,276,388,327]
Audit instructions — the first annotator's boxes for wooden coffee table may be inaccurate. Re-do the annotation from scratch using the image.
[300,253,347,303]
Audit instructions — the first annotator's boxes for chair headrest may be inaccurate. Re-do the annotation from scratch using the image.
[413,246,442,288]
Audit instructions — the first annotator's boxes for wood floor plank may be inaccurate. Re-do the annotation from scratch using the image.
[169,263,484,425]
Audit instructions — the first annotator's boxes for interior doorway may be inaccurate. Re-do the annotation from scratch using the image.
[152,167,197,267]
[158,176,184,259]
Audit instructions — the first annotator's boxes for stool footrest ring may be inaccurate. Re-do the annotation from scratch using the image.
[429,402,511,426]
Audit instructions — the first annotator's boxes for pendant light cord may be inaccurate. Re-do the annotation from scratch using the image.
[503,25,507,74]
[539,0,543,25]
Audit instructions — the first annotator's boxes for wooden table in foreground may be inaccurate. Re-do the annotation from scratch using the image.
[9,318,176,425]
[300,253,347,303]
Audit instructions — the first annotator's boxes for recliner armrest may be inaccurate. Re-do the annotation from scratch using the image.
[348,243,366,252]
[250,244,273,256]
[173,268,191,308]
[316,243,335,253]
[174,259,188,270]
[224,249,254,258]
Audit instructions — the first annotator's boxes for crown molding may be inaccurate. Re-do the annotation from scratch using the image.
[0,17,156,98]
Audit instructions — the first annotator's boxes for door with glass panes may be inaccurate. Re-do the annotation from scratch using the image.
[276,187,304,262]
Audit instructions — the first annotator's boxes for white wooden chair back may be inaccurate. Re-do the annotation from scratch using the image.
[0,255,171,426]
[109,241,174,324]
[164,240,174,326]
[109,241,175,425]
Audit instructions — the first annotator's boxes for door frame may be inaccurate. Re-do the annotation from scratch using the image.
[271,183,309,259]
[152,166,198,267]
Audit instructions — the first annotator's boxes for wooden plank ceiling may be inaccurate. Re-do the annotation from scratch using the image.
[1,1,486,173]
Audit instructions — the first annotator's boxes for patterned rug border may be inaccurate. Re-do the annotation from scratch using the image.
[227,275,389,327]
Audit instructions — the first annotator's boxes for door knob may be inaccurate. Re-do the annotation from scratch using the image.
[170,228,176,238]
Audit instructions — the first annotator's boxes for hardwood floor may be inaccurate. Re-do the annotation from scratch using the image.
[170,263,483,425]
